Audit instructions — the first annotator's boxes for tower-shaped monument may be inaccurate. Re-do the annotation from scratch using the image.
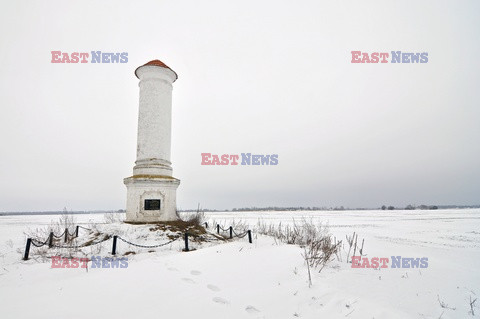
[124,60,180,222]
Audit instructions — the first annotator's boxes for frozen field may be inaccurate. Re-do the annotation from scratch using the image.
[0,209,479,318]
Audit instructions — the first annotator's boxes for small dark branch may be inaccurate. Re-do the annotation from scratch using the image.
[352,234,358,259]
[346,232,355,263]
[437,295,456,310]
[469,296,477,316]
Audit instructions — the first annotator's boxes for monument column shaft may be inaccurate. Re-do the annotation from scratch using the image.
[132,66,177,176]
[136,78,172,164]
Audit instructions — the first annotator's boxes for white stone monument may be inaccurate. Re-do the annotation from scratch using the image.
[124,60,180,223]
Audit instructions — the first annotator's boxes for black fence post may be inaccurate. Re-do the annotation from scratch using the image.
[217,224,220,234]
[229,226,233,239]
[23,238,32,260]
[75,226,79,237]
[64,228,68,243]
[248,230,252,244]
[48,232,53,248]
[184,233,189,252]
[112,235,117,255]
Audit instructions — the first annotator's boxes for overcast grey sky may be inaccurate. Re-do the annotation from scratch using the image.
[0,0,479,212]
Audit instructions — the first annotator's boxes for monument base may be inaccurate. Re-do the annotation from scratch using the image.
[123,175,180,223]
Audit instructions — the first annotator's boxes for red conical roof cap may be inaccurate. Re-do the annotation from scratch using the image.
[135,59,178,81]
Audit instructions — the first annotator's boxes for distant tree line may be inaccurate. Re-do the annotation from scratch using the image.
[181,206,358,212]
[381,205,438,211]
[232,206,330,212]
[199,205,443,212]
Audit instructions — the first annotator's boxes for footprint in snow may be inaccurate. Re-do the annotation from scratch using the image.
[245,305,260,314]
[212,297,229,305]
[167,267,178,272]
[207,284,220,291]
[181,278,196,284]
[190,270,202,276]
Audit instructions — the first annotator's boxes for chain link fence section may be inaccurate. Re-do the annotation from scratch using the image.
[214,223,252,242]
[50,236,111,249]
[24,233,110,259]
[216,225,230,232]
[50,227,82,239]
[233,229,249,238]
[67,229,77,237]
[51,230,66,239]
[31,238,49,247]
[117,236,179,249]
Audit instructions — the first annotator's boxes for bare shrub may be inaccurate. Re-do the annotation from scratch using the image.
[231,219,248,233]
[103,211,125,224]
[58,208,76,232]
[178,204,206,228]
[256,218,330,246]
[344,232,366,263]
[25,208,75,241]
[183,212,205,227]
[256,219,341,275]
[23,208,81,260]
[303,235,341,274]
[210,219,227,230]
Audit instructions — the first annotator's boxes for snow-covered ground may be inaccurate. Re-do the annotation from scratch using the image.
[0,209,479,318]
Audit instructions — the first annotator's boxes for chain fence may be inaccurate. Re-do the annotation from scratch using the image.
[23,222,253,260]
[214,224,251,240]
[117,236,179,249]
[30,238,49,248]
[51,230,66,239]
[233,229,249,239]
[50,236,111,249]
